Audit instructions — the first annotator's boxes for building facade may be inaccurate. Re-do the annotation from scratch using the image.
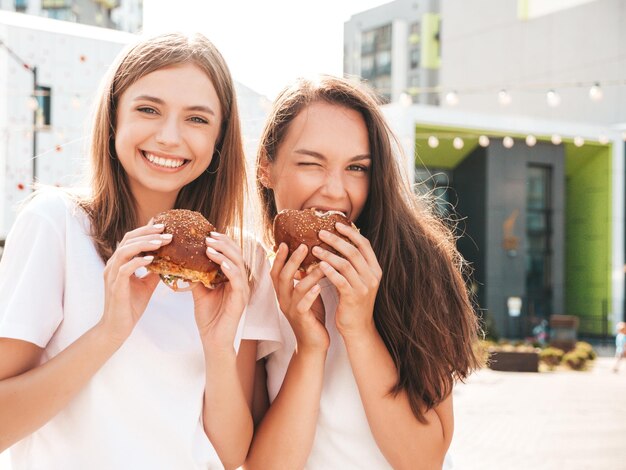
[0,0,142,32]
[358,0,626,337]
[343,0,441,104]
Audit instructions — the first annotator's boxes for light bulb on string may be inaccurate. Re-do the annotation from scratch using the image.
[598,135,609,145]
[478,135,490,147]
[445,91,459,106]
[546,90,561,108]
[574,136,585,147]
[525,135,537,147]
[497,89,512,106]
[453,137,464,149]
[503,136,514,149]
[589,83,603,101]
[551,134,562,145]
[427,136,439,148]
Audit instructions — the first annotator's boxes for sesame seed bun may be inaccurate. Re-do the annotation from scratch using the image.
[147,209,227,290]
[273,208,357,273]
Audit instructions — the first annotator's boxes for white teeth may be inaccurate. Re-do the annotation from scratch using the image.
[144,152,185,169]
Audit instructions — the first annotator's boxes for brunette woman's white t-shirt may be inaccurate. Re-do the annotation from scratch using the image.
[265,278,453,470]
[0,190,282,470]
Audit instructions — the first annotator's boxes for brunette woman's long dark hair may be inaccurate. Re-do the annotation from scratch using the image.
[256,76,481,422]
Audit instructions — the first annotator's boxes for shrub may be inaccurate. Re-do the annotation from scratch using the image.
[563,350,587,370]
[539,347,564,369]
[574,341,597,360]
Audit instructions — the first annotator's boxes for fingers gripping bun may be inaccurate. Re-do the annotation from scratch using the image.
[273,208,357,273]
[147,209,227,290]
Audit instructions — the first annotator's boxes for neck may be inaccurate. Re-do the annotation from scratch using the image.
[134,189,179,226]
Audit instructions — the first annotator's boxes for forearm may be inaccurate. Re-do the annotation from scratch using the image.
[202,347,253,470]
[0,324,121,451]
[245,348,327,470]
[343,324,449,470]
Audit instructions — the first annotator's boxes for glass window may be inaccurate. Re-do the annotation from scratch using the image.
[525,165,553,319]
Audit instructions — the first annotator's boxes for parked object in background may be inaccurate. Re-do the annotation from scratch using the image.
[612,321,626,373]
[549,314,579,351]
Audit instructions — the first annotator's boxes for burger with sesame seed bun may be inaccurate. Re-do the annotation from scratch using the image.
[273,208,358,273]
[147,209,227,290]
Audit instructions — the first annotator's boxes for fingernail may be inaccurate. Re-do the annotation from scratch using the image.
[206,237,217,243]
[319,230,329,237]
[207,246,219,255]
[312,246,322,254]
[143,255,154,262]
[153,223,165,230]
[210,231,222,237]
[312,284,321,294]
[222,261,231,270]
[160,234,173,240]
[150,239,162,245]
[298,244,307,252]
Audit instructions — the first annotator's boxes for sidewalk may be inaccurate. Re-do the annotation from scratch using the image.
[1,357,624,469]
[449,356,626,470]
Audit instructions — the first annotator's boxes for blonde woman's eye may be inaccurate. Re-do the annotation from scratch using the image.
[190,116,209,124]
[137,106,158,114]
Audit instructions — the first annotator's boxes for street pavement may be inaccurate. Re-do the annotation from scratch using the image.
[449,352,626,470]
[1,352,624,469]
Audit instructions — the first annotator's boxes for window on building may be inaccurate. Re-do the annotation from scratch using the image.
[14,0,27,12]
[410,47,420,69]
[361,55,375,79]
[375,50,391,74]
[41,0,71,7]
[35,85,52,129]
[376,24,392,49]
[409,22,421,45]
[526,164,553,319]
[361,30,375,54]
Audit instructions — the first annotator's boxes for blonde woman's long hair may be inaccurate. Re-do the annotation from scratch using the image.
[81,32,246,262]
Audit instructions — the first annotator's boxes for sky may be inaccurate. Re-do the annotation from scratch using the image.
[143,0,391,99]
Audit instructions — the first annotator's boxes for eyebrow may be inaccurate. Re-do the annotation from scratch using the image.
[294,149,371,162]
[133,95,216,116]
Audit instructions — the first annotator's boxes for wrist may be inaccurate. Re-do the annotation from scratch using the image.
[338,319,378,345]
[93,318,130,351]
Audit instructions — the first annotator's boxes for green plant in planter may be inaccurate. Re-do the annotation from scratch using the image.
[574,341,597,360]
[539,347,564,369]
[563,350,588,370]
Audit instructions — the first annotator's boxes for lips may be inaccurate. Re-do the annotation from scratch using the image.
[141,150,189,169]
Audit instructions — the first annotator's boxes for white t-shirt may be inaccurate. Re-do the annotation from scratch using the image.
[0,189,282,470]
[265,278,453,470]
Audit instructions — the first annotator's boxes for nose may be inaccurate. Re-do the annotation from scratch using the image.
[320,169,347,200]
[155,116,181,147]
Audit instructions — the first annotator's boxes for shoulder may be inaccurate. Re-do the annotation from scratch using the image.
[19,187,83,219]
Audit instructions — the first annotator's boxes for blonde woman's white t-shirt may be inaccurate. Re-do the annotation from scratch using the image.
[265,278,454,470]
[0,190,282,470]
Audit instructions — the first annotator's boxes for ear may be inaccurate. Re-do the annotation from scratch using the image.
[258,157,273,189]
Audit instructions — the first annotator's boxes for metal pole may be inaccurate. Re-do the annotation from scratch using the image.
[32,66,38,188]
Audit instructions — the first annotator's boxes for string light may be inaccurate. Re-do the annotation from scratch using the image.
[452,137,464,149]
[27,97,39,110]
[525,135,537,147]
[427,136,439,148]
[497,89,512,106]
[445,90,459,106]
[503,136,514,148]
[478,135,490,147]
[598,135,609,144]
[551,134,562,145]
[546,90,561,108]
[588,83,603,101]
[574,136,585,147]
